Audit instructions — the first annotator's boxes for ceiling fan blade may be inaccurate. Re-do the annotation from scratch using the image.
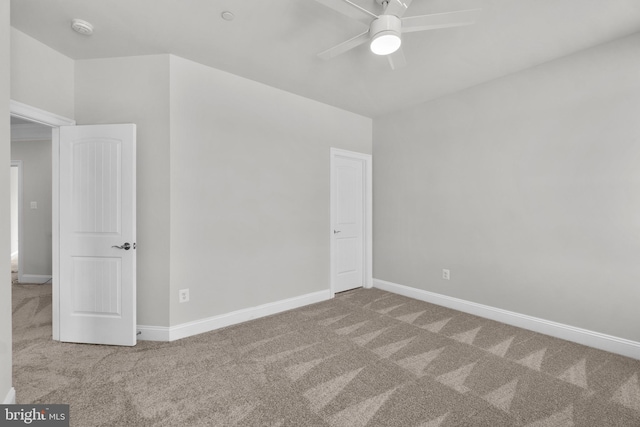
[384,0,413,18]
[401,9,480,33]
[387,47,407,70]
[314,0,377,25]
[318,31,370,60]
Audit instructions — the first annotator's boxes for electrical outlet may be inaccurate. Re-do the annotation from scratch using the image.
[442,269,450,280]
[179,289,189,303]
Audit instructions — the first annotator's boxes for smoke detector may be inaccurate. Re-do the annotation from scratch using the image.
[221,11,235,21]
[71,19,94,36]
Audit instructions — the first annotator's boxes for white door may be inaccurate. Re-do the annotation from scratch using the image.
[59,124,136,346]
[331,150,368,293]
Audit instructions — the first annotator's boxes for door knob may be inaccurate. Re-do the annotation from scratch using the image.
[112,242,131,250]
[333,230,341,234]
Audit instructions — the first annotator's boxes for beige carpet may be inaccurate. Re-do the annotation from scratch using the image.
[12,285,640,426]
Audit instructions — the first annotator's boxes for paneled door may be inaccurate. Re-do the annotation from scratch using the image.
[331,149,371,294]
[59,124,136,346]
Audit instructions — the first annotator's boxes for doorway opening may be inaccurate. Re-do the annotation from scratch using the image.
[10,100,76,340]
[10,118,53,286]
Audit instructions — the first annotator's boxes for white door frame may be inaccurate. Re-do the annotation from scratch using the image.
[10,160,22,280]
[10,100,76,341]
[330,148,372,298]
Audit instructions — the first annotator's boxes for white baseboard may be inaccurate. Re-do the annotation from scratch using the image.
[3,387,16,404]
[373,278,640,360]
[138,289,332,342]
[136,325,170,342]
[19,274,52,284]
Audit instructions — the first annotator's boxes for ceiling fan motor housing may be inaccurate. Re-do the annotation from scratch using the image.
[370,15,402,55]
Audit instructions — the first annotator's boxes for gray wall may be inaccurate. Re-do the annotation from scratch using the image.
[373,32,640,342]
[169,56,372,325]
[24,48,373,332]
[75,55,171,328]
[10,28,74,119]
[11,139,52,276]
[1,0,12,403]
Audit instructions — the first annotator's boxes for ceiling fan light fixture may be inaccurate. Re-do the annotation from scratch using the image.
[369,15,402,56]
[370,32,401,55]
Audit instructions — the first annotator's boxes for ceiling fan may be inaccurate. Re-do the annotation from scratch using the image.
[314,0,479,69]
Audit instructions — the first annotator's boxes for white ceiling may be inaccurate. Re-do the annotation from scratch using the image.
[10,0,640,117]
